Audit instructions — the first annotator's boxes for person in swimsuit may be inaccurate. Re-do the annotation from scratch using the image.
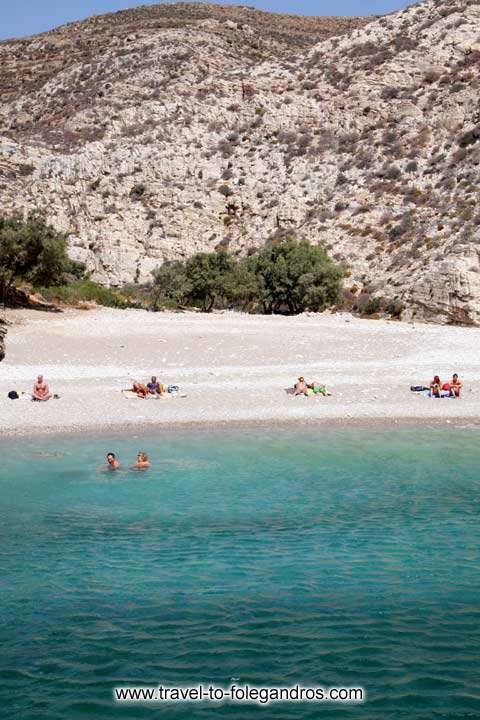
[32,375,52,401]
[293,376,309,396]
[450,373,463,398]
[132,381,150,399]
[133,452,150,469]
[308,381,329,396]
[146,376,164,395]
[430,375,442,398]
[106,452,120,470]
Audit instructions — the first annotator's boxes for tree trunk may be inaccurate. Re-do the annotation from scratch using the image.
[0,318,6,362]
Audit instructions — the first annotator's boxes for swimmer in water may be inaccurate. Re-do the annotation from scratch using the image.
[106,452,120,470]
[133,452,150,470]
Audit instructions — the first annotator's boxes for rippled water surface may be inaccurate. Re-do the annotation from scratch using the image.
[1,427,480,719]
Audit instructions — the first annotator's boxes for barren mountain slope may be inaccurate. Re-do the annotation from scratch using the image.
[0,3,366,103]
[1,0,480,324]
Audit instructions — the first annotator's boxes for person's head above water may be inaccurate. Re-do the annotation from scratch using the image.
[134,451,150,469]
[106,452,119,468]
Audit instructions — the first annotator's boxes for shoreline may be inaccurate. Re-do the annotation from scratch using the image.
[1,307,479,438]
[1,414,480,441]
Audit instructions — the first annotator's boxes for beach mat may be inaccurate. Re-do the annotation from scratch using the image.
[122,389,187,399]
[122,389,144,399]
[8,390,60,401]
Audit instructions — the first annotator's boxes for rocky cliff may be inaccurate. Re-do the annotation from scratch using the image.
[1,0,480,323]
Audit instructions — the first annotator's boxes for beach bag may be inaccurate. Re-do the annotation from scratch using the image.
[168,384,179,393]
[410,385,427,392]
[8,390,19,400]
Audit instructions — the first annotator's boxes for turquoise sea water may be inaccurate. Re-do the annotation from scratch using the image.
[1,427,480,719]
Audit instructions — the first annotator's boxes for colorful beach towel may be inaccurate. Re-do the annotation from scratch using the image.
[122,389,187,399]
[421,389,453,399]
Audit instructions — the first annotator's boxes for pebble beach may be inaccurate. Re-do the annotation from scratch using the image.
[1,307,479,435]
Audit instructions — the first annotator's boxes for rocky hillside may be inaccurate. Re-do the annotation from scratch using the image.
[1,0,480,323]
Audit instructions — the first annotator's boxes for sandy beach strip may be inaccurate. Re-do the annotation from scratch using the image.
[0,307,479,436]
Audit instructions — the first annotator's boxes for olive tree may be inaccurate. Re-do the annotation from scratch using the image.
[248,238,343,314]
[0,212,84,303]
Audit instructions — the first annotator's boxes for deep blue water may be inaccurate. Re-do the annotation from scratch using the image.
[1,427,480,719]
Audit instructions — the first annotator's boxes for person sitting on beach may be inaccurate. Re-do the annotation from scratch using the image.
[429,375,442,398]
[32,375,52,402]
[133,452,150,470]
[146,376,164,396]
[132,381,150,399]
[450,373,463,398]
[293,376,309,396]
[106,452,119,470]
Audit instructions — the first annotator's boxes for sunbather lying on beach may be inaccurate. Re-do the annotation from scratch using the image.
[32,375,52,402]
[132,381,150,399]
[307,382,331,396]
[293,377,309,396]
[292,377,331,397]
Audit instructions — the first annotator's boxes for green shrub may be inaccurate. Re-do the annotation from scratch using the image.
[151,260,190,309]
[152,240,343,315]
[361,296,382,315]
[37,280,144,308]
[185,251,238,312]
[458,126,480,148]
[0,211,85,304]
[248,239,343,314]
[129,183,146,200]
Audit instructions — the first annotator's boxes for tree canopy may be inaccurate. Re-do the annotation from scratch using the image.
[152,239,343,314]
[248,238,343,314]
[0,212,84,304]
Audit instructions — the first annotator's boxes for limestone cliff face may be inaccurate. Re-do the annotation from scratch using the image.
[1,0,480,323]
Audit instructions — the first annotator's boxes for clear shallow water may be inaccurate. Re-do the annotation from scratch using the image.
[1,427,480,719]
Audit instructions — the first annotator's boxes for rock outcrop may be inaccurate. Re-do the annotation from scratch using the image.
[1,0,480,323]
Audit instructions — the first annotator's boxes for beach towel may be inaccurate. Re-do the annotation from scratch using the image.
[8,389,59,401]
[286,386,331,397]
[121,389,169,399]
[122,389,141,399]
[421,389,453,398]
[312,385,328,396]
[7,390,31,399]
[122,389,187,399]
